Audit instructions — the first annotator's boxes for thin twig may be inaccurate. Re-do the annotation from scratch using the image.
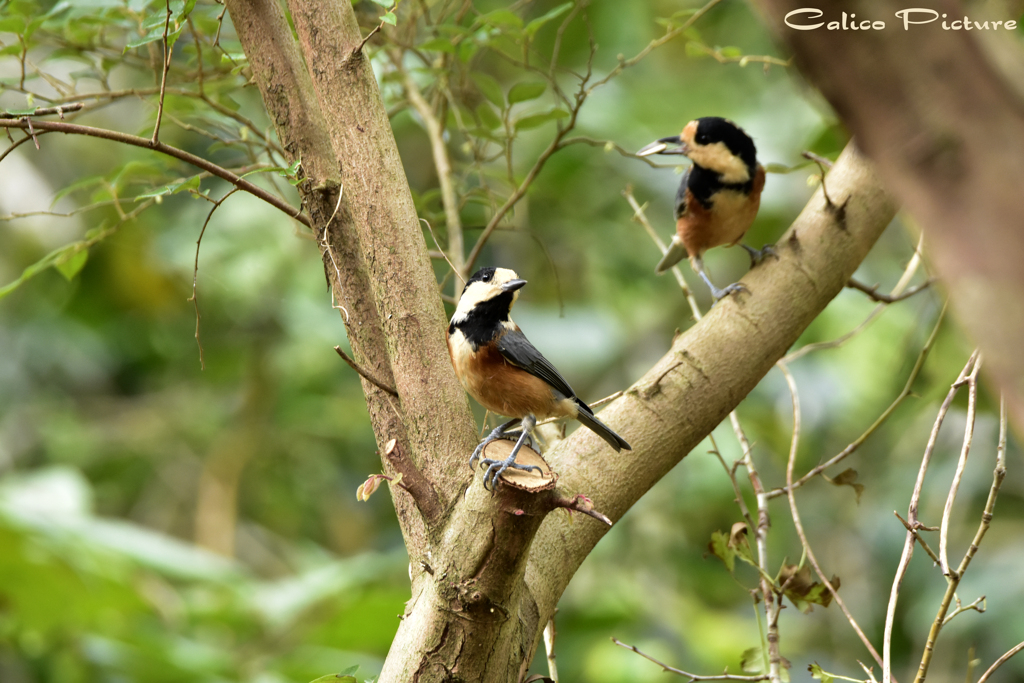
[939,356,982,575]
[780,361,886,671]
[940,595,985,626]
[400,59,465,285]
[913,383,1005,683]
[846,277,934,303]
[544,617,559,683]
[152,0,174,144]
[0,118,308,226]
[977,641,1024,683]
[625,186,781,679]
[893,512,941,566]
[785,235,926,363]
[335,346,398,396]
[883,352,980,683]
[0,102,84,118]
[422,219,465,285]
[586,0,724,93]
[0,130,51,164]
[188,187,240,370]
[769,304,946,499]
[611,638,769,681]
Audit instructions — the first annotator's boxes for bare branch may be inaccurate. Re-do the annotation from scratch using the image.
[769,303,946,499]
[883,351,980,683]
[913,377,1006,683]
[586,0,725,93]
[894,511,941,567]
[0,118,307,226]
[151,0,174,144]
[780,361,885,670]
[0,103,84,118]
[784,234,926,362]
[846,277,934,304]
[612,638,770,681]
[188,187,241,370]
[335,346,399,397]
[977,641,1024,683]
[400,59,465,282]
[940,595,985,626]
[939,355,982,575]
[543,618,559,683]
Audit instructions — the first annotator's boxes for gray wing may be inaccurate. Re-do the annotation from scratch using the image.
[496,328,578,402]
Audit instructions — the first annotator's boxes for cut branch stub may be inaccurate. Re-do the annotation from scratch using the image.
[480,440,557,492]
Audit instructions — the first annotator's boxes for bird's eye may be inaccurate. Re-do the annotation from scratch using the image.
[696,132,709,144]
[482,272,492,282]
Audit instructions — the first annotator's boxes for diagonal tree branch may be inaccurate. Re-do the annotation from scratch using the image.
[0,118,306,225]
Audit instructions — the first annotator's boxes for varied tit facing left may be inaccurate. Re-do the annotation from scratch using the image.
[637,116,770,301]
[447,267,632,490]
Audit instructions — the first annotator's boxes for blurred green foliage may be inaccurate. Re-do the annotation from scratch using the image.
[1,0,1023,682]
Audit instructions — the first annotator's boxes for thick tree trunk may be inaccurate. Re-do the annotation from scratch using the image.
[755,0,1024,433]
[223,1,899,679]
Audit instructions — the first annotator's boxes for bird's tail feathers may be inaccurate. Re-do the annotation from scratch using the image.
[655,235,687,274]
[574,401,632,451]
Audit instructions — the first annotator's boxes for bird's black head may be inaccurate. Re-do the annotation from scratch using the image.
[637,116,758,183]
[691,117,757,172]
[450,267,527,330]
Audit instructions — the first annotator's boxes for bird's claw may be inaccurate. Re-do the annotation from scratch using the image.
[740,243,778,268]
[479,457,543,491]
[710,281,748,303]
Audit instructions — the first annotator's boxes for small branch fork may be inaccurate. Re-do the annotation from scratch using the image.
[881,350,995,683]
[909,391,1006,683]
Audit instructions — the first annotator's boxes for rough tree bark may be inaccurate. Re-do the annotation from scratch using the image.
[222,1,899,679]
[754,0,1024,433]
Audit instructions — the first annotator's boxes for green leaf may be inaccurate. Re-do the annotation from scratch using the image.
[525,3,571,37]
[480,9,523,29]
[367,0,394,6]
[418,38,455,53]
[135,175,201,200]
[507,81,546,104]
[779,564,840,613]
[808,664,835,683]
[381,11,397,25]
[470,72,504,107]
[822,468,864,502]
[54,248,88,282]
[308,675,357,683]
[707,529,735,573]
[124,25,169,51]
[457,40,479,63]
[740,644,765,674]
[685,40,708,58]
[475,103,501,130]
[720,46,743,58]
[0,228,113,301]
[513,108,568,131]
[0,17,28,33]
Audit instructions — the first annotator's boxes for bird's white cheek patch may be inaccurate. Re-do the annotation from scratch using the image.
[690,142,750,184]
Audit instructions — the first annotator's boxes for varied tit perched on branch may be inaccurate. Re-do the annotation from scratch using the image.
[447,267,632,490]
[637,117,770,301]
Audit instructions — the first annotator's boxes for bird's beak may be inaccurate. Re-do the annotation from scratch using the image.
[501,279,527,293]
[636,135,689,157]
